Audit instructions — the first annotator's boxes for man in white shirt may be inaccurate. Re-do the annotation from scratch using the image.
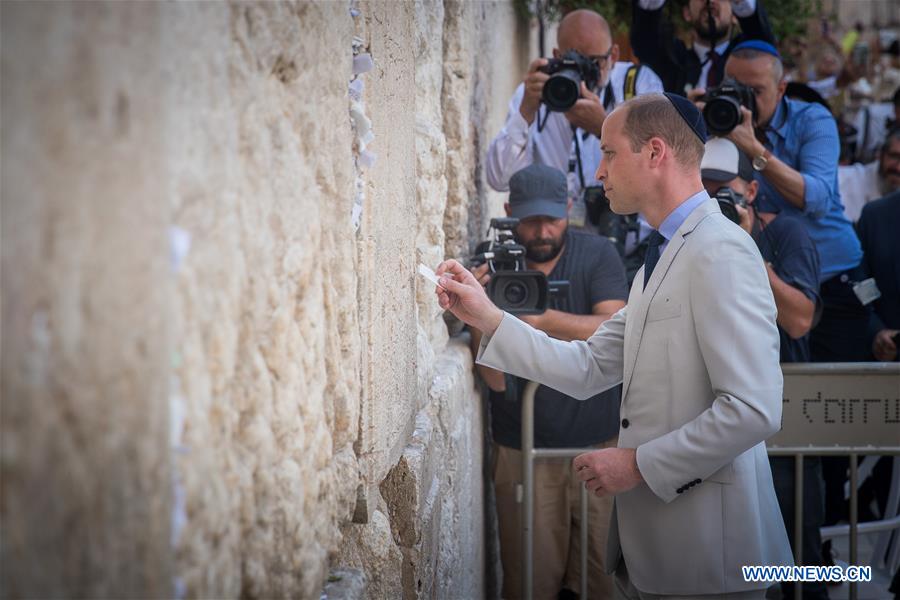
[839,128,900,222]
[485,9,663,206]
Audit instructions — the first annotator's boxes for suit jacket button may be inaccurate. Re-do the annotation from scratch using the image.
[621,418,630,429]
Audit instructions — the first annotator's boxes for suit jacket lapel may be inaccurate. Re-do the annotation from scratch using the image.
[621,199,720,401]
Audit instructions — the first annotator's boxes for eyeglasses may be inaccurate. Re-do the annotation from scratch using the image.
[588,49,614,67]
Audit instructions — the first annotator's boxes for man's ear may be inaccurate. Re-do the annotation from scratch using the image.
[504,203,511,217]
[647,137,666,166]
[683,4,694,23]
[776,77,788,100]
[746,179,760,203]
[610,43,620,64]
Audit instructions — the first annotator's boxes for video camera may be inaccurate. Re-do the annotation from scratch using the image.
[582,186,640,258]
[469,218,569,315]
[703,78,757,136]
[540,50,601,113]
[714,186,746,225]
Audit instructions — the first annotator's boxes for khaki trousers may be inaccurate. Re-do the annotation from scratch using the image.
[493,440,616,600]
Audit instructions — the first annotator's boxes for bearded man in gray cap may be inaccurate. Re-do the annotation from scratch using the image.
[436,94,791,598]
[469,163,628,599]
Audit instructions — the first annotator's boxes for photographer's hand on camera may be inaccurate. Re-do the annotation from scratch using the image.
[435,259,504,335]
[470,262,492,288]
[726,106,765,160]
[872,329,899,362]
[687,87,707,109]
[735,203,752,235]
[563,82,606,138]
[519,58,550,125]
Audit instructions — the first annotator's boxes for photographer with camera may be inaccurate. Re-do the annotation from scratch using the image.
[631,0,775,96]
[470,164,628,600]
[485,9,662,213]
[704,41,873,568]
[701,137,828,600]
[692,41,870,364]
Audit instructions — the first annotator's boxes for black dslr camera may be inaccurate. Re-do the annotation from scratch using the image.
[583,187,640,258]
[714,187,747,225]
[540,50,601,112]
[703,78,757,135]
[469,218,569,315]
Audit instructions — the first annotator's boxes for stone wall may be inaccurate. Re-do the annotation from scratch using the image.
[1,1,526,598]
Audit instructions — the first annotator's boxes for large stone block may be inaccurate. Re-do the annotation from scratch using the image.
[1,2,172,597]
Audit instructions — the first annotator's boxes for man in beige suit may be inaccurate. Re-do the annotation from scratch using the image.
[434,94,792,599]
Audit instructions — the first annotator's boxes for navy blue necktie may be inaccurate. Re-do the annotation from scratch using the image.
[643,231,666,290]
[706,49,723,88]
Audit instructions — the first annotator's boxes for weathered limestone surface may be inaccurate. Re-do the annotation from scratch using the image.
[1,1,525,598]
[1,3,172,598]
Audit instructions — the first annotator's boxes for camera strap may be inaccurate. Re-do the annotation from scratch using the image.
[536,104,549,133]
[572,125,587,191]
[602,79,615,112]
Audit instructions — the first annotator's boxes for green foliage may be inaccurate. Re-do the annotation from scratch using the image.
[513,0,823,45]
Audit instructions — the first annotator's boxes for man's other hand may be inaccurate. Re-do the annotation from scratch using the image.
[436,259,504,335]
[471,262,492,288]
[574,447,643,497]
[688,87,706,112]
[520,58,550,125]
[872,329,899,361]
[564,82,607,137]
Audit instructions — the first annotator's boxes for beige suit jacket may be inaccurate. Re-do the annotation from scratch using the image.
[477,198,793,595]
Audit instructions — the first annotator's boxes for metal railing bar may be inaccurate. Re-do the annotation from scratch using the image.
[768,448,900,456]
[532,447,596,459]
[820,515,900,539]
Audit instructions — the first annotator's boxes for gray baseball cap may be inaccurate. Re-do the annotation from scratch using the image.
[701,137,754,182]
[508,164,568,220]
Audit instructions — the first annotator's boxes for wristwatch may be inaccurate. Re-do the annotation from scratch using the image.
[752,149,771,172]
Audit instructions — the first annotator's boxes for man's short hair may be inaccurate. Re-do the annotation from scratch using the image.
[882,126,900,153]
[730,47,785,83]
[620,95,705,169]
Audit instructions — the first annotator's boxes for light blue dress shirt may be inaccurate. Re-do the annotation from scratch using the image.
[754,97,862,282]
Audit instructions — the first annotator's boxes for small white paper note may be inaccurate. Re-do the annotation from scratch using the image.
[359,149,377,169]
[352,53,374,75]
[418,264,444,289]
[168,226,192,273]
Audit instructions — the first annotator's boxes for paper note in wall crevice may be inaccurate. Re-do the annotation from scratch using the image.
[418,264,445,289]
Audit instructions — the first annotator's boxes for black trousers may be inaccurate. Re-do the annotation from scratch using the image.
[810,265,872,363]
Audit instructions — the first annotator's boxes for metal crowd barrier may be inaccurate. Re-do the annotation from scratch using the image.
[520,379,593,600]
[767,362,900,600]
[519,363,900,600]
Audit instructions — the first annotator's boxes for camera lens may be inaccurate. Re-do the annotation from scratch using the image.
[717,200,741,225]
[703,97,741,135]
[503,281,528,307]
[543,70,581,112]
